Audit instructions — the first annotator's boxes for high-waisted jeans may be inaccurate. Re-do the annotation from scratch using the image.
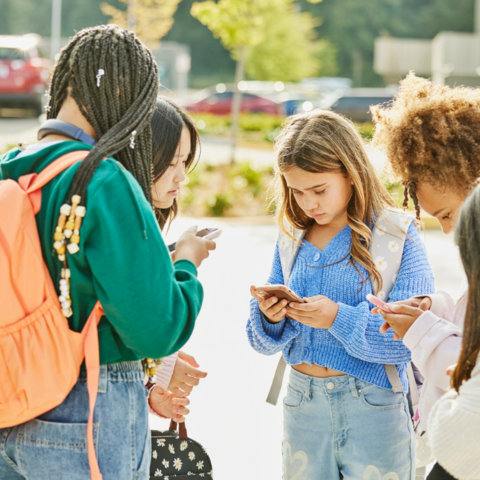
[0,361,151,480]
[283,369,415,480]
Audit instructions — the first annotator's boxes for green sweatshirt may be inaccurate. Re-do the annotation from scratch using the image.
[0,141,203,364]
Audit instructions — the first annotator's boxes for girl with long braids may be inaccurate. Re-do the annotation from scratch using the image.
[371,73,480,480]
[0,26,214,480]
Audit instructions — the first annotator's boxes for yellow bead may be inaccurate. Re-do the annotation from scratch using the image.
[71,234,80,244]
[56,245,66,254]
[54,232,63,241]
[148,367,156,377]
[55,226,62,233]
[65,220,75,230]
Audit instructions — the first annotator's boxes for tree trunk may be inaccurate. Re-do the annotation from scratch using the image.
[128,0,138,32]
[230,46,247,165]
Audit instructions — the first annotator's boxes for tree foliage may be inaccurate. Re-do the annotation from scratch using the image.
[191,0,336,81]
[100,0,181,46]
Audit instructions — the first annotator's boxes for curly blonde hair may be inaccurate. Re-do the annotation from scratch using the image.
[372,73,480,218]
[273,109,396,293]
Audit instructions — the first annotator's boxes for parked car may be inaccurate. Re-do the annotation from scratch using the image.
[320,88,396,123]
[185,88,284,115]
[0,34,52,115]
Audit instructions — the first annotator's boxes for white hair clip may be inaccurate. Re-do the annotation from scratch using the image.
[96,69,105,87]
[130,130,137,149]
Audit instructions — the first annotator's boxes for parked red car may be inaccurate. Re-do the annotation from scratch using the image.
[0,34,52,115]
[185,89,284,115]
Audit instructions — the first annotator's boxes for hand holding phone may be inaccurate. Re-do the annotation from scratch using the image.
[173,226,217,268]
[168,227,222,254]
[255,284,305,304]
[366,294,397,314]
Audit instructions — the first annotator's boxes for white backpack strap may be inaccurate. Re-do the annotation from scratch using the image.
[372,209,416,392]
[267,226,305,406]
[278,226,305,287]
[370,209,415,300]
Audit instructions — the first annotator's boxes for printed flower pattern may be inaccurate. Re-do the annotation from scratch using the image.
[375,225,385,236]
[377,291,386,299]
[388,241,399,253]
[375,256,388,272]
[151,434,212,478]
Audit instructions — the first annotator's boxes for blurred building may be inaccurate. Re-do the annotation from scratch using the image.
[374,0,480,87]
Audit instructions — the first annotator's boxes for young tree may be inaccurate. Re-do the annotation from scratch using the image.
[191,0,334,162]
[101,0,181,46]
[245,4,337,81]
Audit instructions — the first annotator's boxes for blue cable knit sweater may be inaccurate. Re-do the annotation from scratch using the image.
[247,222,435,391]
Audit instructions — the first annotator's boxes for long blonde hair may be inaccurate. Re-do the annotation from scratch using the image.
[272,109,396,292]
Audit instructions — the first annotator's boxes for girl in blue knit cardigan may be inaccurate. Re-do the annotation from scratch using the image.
[247,110,435,480]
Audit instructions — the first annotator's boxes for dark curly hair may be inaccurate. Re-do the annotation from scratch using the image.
[371,72,480,219]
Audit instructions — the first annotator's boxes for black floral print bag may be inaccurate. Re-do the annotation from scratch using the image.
[150,421,213,479]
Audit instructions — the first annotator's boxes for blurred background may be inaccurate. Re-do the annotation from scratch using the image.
[0,0,472,477]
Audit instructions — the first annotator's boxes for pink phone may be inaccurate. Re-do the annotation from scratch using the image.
[366,294,397,314]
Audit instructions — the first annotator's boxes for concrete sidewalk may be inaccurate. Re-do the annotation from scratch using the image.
[150,219,464,480]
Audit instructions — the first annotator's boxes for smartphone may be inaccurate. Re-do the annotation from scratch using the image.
[255,285,305,304]
[168,227,222,254]
[366,294,397,314]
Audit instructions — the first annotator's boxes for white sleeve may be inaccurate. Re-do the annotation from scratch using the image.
[403,311,462,390]
[428,361,480,480]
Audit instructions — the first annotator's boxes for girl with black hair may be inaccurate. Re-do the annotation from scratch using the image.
[147,96,209,402]
[0,26,214,480]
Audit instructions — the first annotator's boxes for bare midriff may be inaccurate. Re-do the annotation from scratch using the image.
[293,363,346,378]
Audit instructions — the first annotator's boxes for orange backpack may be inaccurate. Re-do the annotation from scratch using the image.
[0,151,103,480]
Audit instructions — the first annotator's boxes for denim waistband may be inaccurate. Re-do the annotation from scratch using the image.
[288,368,372,399]
[78,361,144,389]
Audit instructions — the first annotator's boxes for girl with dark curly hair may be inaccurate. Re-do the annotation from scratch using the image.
[372,73,480,480]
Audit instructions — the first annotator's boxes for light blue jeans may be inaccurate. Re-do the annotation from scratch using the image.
[0,361,151,480]
[283,369,415,480]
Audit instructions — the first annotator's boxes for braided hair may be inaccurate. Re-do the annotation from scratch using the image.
[47,25,159,205]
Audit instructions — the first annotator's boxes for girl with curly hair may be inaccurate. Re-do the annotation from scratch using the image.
[372,73,480,479]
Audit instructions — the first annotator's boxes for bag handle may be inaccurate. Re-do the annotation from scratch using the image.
[169,419,188,440]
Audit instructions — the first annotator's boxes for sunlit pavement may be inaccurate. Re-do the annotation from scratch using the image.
[152,219,464,480]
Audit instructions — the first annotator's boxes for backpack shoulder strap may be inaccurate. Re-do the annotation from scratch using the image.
[372,209,416,393]
[278,224,306,286]
[18,151,90,214]
[370,209,415,301]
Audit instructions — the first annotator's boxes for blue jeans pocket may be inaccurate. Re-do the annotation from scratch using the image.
[17,418,99,479]
[135,427,151,479]
[359,383,405,411]
[283,384,305,411]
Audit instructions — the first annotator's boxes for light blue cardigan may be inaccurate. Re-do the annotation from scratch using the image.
[246,222,435,391]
